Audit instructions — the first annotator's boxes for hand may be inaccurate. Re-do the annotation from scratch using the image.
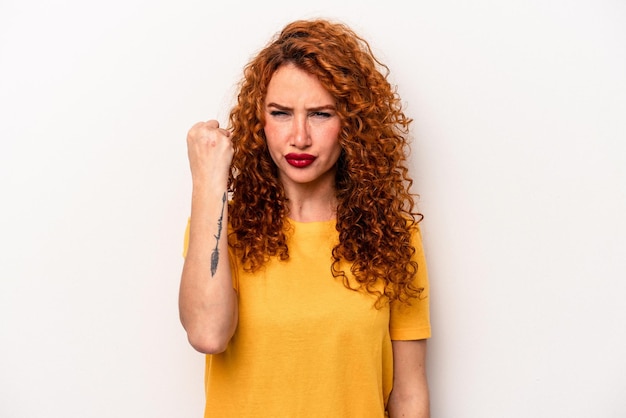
[186,120,234,186]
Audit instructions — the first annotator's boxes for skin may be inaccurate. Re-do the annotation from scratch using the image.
[179,119,238,353]
[179,63,429,416]
[263,63,343,222]
[388,340,430,417]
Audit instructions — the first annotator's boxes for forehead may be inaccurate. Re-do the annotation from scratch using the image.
[265,64,334,105]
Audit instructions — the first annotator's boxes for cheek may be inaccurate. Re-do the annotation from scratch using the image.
[326,126,342,155]
[264,120,290,144]
[263,123,281,151]
[263,121,275,140]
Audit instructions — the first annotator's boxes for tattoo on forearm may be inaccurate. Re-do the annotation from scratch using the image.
[210,193,226,276]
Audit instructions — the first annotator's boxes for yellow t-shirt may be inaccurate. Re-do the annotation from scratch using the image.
[184,218,430,417]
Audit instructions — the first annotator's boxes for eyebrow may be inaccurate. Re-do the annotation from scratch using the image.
[266,102,336,112]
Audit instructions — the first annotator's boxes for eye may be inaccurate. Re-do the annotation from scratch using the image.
[311,111,332,118]
[270,110,289,117]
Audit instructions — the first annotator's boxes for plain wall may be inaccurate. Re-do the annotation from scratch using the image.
[1,0,625,417]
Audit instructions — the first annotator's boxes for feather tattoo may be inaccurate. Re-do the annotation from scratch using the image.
[210,192,227,276]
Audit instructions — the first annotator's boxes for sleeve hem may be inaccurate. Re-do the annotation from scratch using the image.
[390,327,431,341]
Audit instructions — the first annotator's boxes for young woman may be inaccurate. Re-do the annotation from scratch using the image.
[180,18,431,418]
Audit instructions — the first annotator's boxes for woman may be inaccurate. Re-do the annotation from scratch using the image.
[180,18,431,418]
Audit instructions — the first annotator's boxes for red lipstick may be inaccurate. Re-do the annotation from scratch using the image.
[285,153,316,168]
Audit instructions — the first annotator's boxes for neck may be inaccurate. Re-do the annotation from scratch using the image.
[283,184,338,223]
[288,199,337,223]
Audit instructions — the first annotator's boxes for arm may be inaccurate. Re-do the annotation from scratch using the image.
[179,120,238,354]
[387,339,430,418]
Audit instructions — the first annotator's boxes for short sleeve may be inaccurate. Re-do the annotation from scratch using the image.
[389,225,431,340]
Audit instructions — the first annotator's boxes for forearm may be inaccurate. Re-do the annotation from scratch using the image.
[179,182,238,354]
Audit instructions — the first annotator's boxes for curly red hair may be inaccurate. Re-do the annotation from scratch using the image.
[227,19,424,305]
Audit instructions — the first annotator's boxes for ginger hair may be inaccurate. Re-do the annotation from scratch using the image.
[227,18,424,305]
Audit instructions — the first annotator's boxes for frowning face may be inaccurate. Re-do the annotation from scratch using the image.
[263,63,342,193]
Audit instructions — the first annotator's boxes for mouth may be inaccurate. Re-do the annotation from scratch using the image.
[285,153,316,168]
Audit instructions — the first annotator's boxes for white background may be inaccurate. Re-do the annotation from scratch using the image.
[1,0,625,417]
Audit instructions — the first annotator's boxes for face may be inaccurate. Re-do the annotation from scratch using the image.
[263,63,342,192]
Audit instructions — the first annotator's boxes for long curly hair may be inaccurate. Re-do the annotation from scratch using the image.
[227,18,424,305]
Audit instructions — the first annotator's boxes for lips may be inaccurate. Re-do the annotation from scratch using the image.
[285,153,316,168]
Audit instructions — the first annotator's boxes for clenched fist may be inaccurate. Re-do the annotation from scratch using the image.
[186,120,234,188]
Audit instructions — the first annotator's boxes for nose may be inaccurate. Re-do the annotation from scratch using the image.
[290,115,311,149]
